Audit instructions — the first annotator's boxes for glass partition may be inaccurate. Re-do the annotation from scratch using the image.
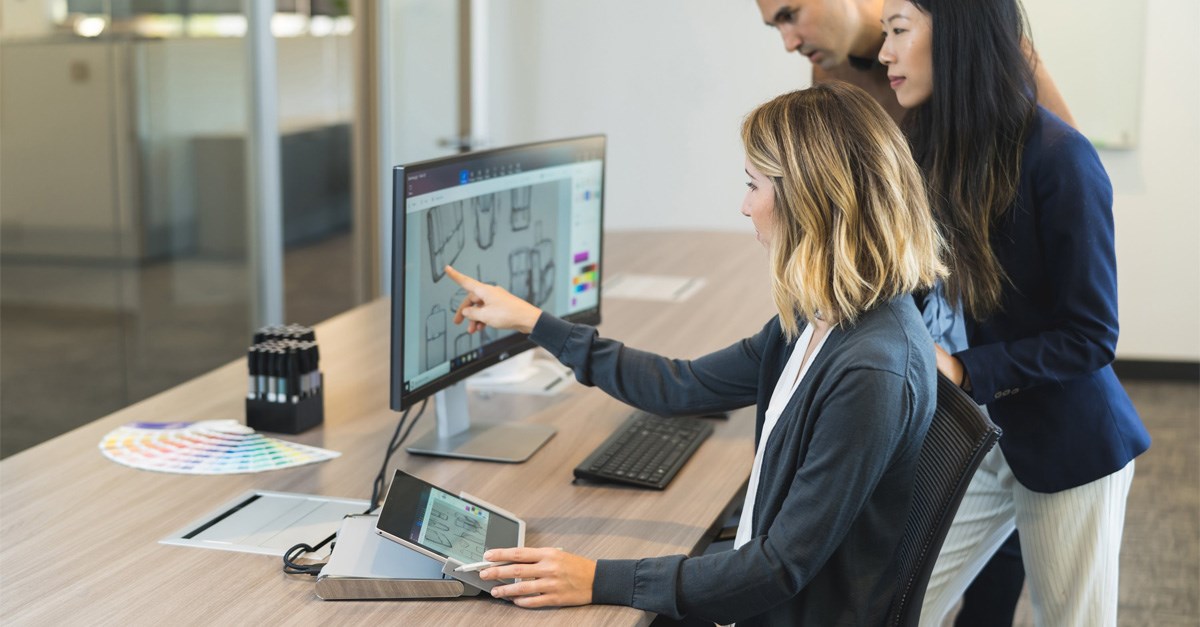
[0,1,363,457]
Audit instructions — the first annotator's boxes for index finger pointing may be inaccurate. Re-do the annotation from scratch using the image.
[444,265,484,293]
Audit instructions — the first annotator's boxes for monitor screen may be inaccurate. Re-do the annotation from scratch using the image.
[390,136,605,412]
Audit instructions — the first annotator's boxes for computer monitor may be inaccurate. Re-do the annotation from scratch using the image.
[390,135,605,462]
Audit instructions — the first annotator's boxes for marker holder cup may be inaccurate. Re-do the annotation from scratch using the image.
[246,389,324,435]
[245,325,325,434]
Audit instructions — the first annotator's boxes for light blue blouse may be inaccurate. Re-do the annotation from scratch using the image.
[920,282,968,354]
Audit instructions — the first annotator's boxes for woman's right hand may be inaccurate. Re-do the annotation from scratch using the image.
[445,265,543,335]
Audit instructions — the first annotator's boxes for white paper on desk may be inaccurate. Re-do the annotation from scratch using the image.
[160,491,368,556]
[603,274,707,302]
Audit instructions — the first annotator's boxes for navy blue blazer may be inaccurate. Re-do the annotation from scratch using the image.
[955,107,1150,493]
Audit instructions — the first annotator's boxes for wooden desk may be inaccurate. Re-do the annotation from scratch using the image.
[0,231,775,625]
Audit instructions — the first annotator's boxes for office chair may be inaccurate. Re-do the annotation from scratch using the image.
[886,373,1002,627]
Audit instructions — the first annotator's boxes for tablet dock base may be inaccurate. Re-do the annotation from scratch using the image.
[316,515,482,600]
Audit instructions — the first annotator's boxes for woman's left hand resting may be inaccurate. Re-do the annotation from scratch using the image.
[933,343,971,391]
[445,265,543,334]
[480,547,596,608]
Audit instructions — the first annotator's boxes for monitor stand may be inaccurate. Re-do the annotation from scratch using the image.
[405,379,556,463]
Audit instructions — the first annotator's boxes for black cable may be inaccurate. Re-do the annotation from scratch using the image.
[282,532,337,576]
[366,398,427,513]
[367,405,412,513]
[281,399,428,577]
[393,400,427,456]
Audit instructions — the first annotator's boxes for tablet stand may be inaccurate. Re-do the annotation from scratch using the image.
[315,515,481,600]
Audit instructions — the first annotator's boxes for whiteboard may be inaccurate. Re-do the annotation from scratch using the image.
[1024,0,1148,149]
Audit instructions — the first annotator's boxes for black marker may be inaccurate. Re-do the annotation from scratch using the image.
[247,346,258,400]
[276,347,287,403]
[268,347,280,402]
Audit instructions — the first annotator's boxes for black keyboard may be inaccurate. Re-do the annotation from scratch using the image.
[573,412,714,490]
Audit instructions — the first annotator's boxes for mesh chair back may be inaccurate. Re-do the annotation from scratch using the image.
[886,374,1002,626]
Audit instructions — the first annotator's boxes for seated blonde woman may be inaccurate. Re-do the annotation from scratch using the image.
[443,82,947,625]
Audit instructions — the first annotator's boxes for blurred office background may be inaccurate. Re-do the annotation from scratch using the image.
[1,0,1195,622]
[0,0,803,457]
[2,0,355,456]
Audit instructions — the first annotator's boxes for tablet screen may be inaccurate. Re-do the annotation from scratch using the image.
[376,470,521,564]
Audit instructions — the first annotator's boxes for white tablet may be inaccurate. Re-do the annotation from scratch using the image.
[375,469,525,566]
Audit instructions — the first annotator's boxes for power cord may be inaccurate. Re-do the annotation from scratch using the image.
[367,399,428,513]
[280,399,428,577]
[282,535,336,576]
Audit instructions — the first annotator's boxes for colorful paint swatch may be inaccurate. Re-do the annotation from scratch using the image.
[573,266,598,293]
[98,420,339,475]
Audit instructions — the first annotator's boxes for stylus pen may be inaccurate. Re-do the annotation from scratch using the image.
[454,560,512,573]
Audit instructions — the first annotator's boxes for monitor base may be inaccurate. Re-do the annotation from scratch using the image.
[405,423,555,463]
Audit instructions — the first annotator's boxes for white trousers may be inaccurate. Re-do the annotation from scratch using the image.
[919,446,1135,627]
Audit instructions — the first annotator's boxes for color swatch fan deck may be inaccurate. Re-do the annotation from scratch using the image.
[99,420,339,474]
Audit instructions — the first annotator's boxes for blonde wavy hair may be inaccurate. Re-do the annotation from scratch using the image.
[742,82,948,339]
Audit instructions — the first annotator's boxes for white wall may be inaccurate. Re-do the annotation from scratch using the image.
[486,0,803,233]
[0,0,59,38]
[1099,0,1200,361]
[487,0,1200,362]
[0,40,138,261]
[388,0,460,165]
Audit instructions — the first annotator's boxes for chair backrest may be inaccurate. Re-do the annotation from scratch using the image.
[886,373,1002,626]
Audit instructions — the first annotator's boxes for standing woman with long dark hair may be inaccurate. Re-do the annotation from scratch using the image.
[878,0,1151,625]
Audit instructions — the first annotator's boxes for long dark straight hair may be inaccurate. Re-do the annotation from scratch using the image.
[905,0,1037,321]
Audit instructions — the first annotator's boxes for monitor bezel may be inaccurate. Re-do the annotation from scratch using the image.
[389,135,606,412]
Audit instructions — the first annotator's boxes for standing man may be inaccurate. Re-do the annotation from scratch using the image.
[753,0,1075,125]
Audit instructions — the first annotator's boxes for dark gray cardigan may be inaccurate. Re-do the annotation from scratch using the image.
[528,296,936,625]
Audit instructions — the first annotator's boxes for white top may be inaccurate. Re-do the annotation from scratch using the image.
[733,323,831,549]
